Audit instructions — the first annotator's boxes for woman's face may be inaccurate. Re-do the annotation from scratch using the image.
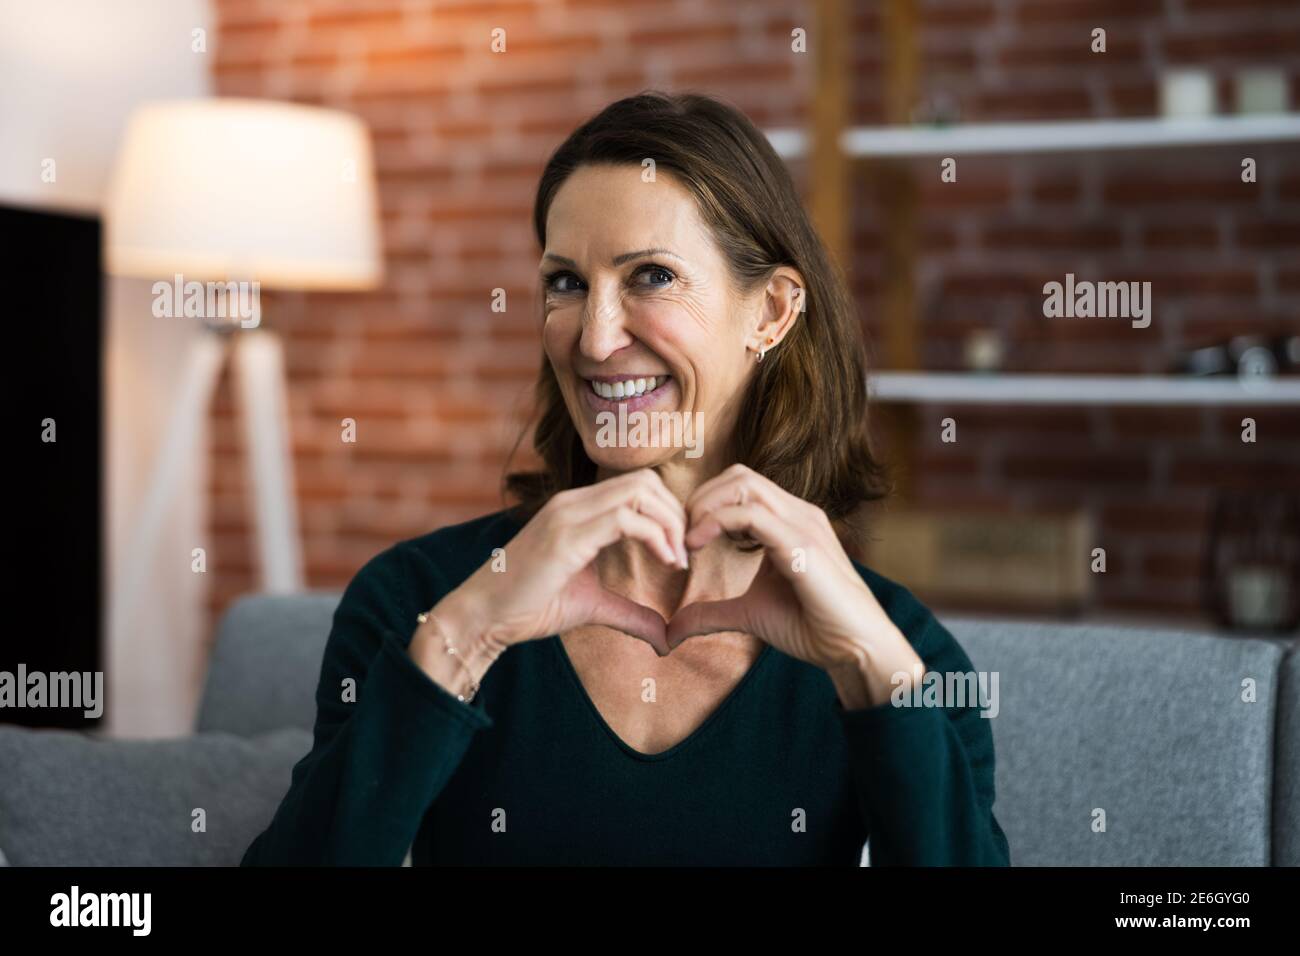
[539,163,771,476]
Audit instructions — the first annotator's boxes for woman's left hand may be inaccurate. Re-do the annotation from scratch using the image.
[666,464,924,709]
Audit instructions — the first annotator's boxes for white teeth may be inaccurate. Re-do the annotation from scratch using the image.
[588,376,667,400]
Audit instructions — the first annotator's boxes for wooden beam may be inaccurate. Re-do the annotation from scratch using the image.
[810,0,848,269]
[883,0,919,126]
[878,0,920,500]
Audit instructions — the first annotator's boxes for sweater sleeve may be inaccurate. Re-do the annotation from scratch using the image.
[834,605,1011,867]
[241,542,492,866]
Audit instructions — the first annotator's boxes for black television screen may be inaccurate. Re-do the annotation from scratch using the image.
[2,203,103,730]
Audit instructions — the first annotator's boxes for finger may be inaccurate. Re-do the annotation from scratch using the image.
[686,470,780,533]
[683,463,750,514]
[685,502,796,559]
[576,503,681,568]
[620,486,689,569]
[686,465,816,542]
[630,470,690,563]
[666,595,754,651]
[589,592,670,656]
[560,471,688,566]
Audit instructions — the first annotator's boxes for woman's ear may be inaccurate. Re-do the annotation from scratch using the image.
[749,266,806,357]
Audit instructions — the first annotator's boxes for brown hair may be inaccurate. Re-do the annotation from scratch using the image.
[504,90,890,532]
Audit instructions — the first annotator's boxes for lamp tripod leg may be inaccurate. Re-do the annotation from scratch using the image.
[232,329,304,594]
[110,333,226,659]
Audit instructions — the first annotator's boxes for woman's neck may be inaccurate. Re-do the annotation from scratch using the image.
[591,459,762,622]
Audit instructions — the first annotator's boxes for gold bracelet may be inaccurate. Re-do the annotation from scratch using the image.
[416,609,480,704]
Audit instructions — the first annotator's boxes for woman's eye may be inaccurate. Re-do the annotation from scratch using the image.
[544,264,674,294]
[635,265,675,288]
[544,271,583,294]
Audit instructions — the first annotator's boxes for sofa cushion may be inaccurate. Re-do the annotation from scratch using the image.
[0,726,310,866]
[1276,646,1300,866]
[946,618,1287,866]
[196,593,338,737]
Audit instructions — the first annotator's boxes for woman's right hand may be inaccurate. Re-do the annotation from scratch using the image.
[410,469,689,686]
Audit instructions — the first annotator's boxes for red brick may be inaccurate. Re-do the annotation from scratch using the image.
[973,86,1093,119]
[940,271,1042,296]
[1236,219,1300,248]
[1094,591,1204,615]
[1180,314,1298,343]
[982,223,1123,250]
[1144,271,1258,297]
[1016,0,1165,24]
[1108,82,1159,117]
[1107,408,1210,441]
[996,36,1143,69]
[1165,27,1300,60]
[1210,409,1300,442]
[1003,453,1151,485]
[1100,501,1210,535]
[1141,550,1207,582]
[1142,224,1220,249]
[912,450,981,477]
[922,47,980,73]
[1185,0,1300,10]
[934,408,1096,436]
[1104,175,1260,205]
[1169,454,1299,490]
[919,0,998,28]
[1031,177,1081,203]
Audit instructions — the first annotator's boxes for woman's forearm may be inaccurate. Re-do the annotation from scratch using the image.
[241,629,492,865]
[242,546,496,866]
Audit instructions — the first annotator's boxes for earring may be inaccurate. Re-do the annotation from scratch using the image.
[757,336,775,361]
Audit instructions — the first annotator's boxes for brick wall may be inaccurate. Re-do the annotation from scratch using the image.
[207,0,1299,626]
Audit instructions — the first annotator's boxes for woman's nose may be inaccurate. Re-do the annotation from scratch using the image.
[578,287,635,362]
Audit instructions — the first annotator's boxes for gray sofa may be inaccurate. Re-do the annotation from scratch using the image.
[1,592,1295,865]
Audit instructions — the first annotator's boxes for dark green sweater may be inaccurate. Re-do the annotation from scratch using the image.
[241,509,1010,866]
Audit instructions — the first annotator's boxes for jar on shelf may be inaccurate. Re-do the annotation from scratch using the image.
[1204,490,1300,633]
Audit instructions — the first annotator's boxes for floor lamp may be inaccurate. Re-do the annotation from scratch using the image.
[105,98,383,641]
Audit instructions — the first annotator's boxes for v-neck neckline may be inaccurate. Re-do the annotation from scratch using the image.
[548,634,775,762]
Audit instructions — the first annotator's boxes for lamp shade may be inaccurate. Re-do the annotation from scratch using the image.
[106,98,383,290]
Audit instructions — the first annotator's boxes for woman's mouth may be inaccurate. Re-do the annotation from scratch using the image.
[582,374,674,413]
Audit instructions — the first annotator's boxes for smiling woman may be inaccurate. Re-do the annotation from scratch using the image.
[512,92,888,521]
[240,91,1011,867]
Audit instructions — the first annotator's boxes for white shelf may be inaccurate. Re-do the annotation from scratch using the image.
[768,114,1300,159]
[869,372,1300,406]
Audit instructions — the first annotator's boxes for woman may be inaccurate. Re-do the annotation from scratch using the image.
[242,91,1010,867]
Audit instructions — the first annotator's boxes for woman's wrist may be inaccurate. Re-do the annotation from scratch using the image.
[826,656,875,710]
[409,589,503,700]
[826,626,922,711]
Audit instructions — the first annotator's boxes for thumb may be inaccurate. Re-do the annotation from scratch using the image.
[588,591,670,657]
[667,596,754,651]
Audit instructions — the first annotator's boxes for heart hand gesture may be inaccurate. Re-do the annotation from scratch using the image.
[416,465,922,709]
